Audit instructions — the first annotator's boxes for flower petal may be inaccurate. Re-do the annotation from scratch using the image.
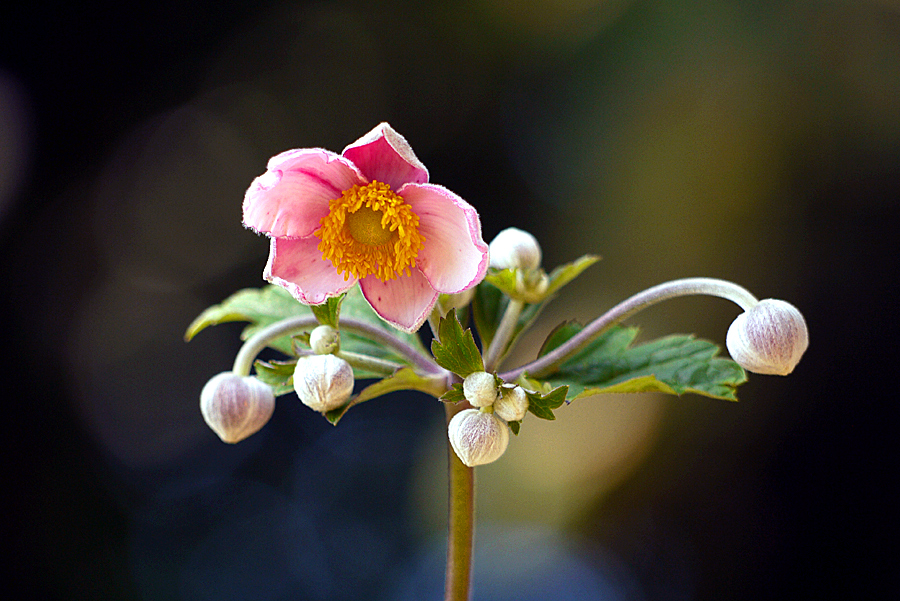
[264,237,356,305]
[341,123,429,191]
[359,268,438,333]
[243,149,364,238]
[400,183,489,294]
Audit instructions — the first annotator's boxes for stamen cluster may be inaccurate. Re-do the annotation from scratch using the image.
[315,181,424,282]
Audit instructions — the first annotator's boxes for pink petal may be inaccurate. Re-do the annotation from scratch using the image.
[243,149,364,238]
[264,237,357,305]
[341,123,429,191]
[400,183,489,294]
[359,269,439,333]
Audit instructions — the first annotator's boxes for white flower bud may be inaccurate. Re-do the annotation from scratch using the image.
[494,385,529,422]
[309,324,339,354]
[462,371,498,408]
[200,372,275,443]
[448,409,510,467]
[293,354,354,412]
[489,227,542,271]
[726,299,809,375]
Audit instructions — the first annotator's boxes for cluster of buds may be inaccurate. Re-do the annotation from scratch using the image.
[448,371,530,467]
[199,324,355,443]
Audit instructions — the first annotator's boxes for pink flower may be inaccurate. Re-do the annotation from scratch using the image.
[242,123,489,332]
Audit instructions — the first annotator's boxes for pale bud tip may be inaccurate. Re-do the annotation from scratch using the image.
[448,409,510,467]
[726,299,809,376]
[494,385,529,422]
[293,354,354,413]
[200,372,276,443]
[309,324,339,354]
[489,227,542,271]
[462,371,498,408]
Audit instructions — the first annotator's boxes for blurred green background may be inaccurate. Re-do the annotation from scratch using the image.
[3,0,898,599]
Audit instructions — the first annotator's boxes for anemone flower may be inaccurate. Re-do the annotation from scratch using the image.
[242,123,489,332]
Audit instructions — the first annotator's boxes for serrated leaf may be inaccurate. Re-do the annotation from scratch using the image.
[431,309,484,377]
[338,287,428,361]
[324,368,448,424]
[522,385,569,420]
[253,358,297,397]
[538,324,747,402]
[311,294,345,328]
[439,383,467,404]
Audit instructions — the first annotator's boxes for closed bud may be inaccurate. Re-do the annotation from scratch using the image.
[309,324,339,354]
[489,227,542,271]
[463,371,498,408]
[494,385,529,422]
[293,354,354,412]
[726,299,809,375]
[448,408,510,467]
[200,372,275,443]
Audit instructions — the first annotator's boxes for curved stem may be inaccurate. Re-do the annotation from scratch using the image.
[483,299,524,373]
[232,315,443,377]
[444,401,475,601]
[336,350,404,377]
[500,277,759,381]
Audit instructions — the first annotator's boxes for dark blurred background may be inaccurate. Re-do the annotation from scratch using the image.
[2,0,899,599]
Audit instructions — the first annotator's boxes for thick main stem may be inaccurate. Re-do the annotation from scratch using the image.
[444,401,475,601]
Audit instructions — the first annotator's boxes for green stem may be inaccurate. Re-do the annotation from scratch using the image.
[335,350,404,377]
[444,401,475,601]
[232,315,443,377]
[483,298,524,373]
[500,277,759,381]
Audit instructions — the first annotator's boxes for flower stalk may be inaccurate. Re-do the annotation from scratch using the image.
[444,401,475,601]
[232,315,444,377]
[500,277,759,381]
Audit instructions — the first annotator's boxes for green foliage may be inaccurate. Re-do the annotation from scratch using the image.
[431,309,484,377]
[474,254,599,355]
[439,383,467,404]
[325,368,448,425]
[537,322,747,402]
[253,358,296,396]
[311,294,345,328]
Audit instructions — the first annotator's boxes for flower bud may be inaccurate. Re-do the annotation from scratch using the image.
[489,227,542,271]
[200,372,275,443]
[494,385,529,422]
[462,371,498,408]
[448,409,510,467]
[726,299,809,375]
[293,354,354,412]
[309,324,339,354]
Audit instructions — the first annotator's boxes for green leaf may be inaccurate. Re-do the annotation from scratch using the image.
[311,294,345,328]
[537,323,747,402]
[185,285,313,354]
[508,420,521,435]
[544,254,600,298]
[325,368,448,424]
[439,383,467,404]
[253,358,297,397]
[431,309,484,377]
[521,383,569,420]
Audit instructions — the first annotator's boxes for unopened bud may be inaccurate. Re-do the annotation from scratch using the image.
[448,408,510,467]
[463,371,498,408]
[200,372,275,443]
[726,299,809,375]
[293,354,354,412]
[309,324,339,354]
[489,227,542,271]
[494,385,529,422]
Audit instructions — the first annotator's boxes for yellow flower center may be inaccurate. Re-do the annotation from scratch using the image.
[315,181,425,282]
